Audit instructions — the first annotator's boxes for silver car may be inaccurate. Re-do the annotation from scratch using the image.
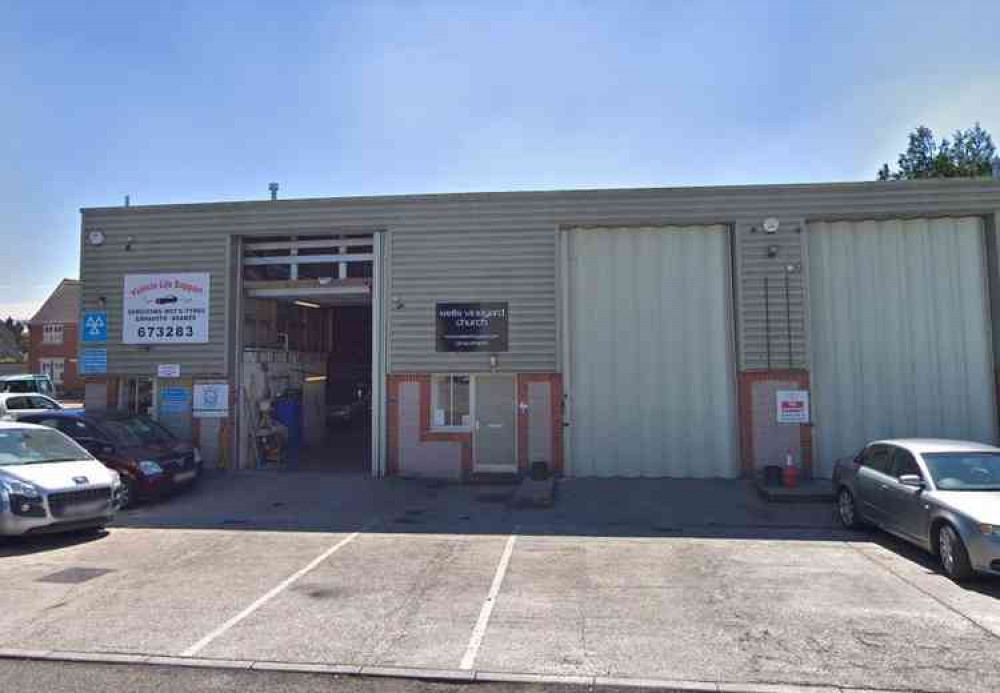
[0,421,122,536]
[834,439,1000,581]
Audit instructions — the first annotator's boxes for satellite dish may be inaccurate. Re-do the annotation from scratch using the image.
[763,217,780,234]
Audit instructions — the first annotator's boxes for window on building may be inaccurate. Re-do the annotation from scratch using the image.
[39,358,65,385]
[431,375,471,429]
[42,324,64,345]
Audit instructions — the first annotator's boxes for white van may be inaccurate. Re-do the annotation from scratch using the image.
[0,422,121,536]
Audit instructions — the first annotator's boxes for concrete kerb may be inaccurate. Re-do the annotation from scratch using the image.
[0,649,947,693]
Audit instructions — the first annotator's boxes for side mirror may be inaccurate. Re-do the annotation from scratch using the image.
[899,474,925,489]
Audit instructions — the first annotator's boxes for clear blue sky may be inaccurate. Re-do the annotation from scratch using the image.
[2,0,998,319]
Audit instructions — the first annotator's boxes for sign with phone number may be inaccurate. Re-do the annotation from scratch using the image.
[123,273,210,344]
[136,325,196,340]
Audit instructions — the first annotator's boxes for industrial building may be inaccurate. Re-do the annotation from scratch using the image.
[78,178,1000,480]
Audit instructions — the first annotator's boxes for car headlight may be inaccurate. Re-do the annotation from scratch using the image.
[138,460,164,476]
[978,523,999,536]
[109,470,121,489]
[1,479,42,498]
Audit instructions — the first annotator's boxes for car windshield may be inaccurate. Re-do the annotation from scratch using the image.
[923,452,1000,491]
[0,428,92,466]
[99,417,175,446]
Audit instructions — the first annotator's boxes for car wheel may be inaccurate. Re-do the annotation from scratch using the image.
[118,475,137,510]
[938,524,974,582]
[837,487,863,529]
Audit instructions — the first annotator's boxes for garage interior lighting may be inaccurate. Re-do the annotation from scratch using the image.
[294,300,321,309]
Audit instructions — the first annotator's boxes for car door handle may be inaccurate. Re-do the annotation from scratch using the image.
[880,484,889,490]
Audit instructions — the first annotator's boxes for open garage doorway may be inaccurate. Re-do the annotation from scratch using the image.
[237,233,384,475]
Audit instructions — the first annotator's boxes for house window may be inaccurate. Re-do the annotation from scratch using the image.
[39,357,65,385]
[42,324,64,345]
[431,375,471,429]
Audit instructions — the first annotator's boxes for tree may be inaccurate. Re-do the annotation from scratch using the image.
[877,123,996,180]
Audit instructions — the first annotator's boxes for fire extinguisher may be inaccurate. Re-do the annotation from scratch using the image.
[782,449,799,489]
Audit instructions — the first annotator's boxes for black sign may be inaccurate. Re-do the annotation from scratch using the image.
[436,302,509,352]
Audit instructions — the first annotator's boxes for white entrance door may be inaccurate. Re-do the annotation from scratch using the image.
[564,226,738,478]
[809,217,997,477]
[474,375,517,473]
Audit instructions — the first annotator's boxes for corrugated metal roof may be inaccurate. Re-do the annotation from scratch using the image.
[81,178,1000,216]
[29,279,80,325]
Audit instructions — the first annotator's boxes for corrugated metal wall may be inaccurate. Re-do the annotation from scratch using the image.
[82,180,1000,380]
[80,212,231,376]
[565,226,738,478]
[809,217,998,476]
[389,227,556,372]
[735,220,808,369]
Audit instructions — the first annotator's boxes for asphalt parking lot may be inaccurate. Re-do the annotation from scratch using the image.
[1,473,999,693]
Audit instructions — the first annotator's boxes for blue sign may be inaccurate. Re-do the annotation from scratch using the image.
[160,387,190,414]
[81,311,108,342]
[79,348,108,375]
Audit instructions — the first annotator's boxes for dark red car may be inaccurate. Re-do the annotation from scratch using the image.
[18,411,202,508]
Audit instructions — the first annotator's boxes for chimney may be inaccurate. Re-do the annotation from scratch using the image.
[268,182,279,201]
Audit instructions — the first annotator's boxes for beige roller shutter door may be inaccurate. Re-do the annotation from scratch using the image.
[809,217,997,477]
[564,226,738,478]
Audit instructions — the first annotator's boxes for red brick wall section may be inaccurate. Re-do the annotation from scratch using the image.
[737,370,813,478]
[386,374,472,478]
[28,323,82,392]
[516,374,564,476]
[387,373,563,481]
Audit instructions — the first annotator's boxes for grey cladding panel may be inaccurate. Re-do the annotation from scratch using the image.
[736,220,808,370]
[82,180,1000,378]
[389,227,557,373]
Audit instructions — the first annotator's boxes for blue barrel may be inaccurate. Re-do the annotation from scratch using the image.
[272,396,303,450]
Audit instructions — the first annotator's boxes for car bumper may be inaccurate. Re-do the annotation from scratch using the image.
[136,467,199,498]
[0,498,115,537]
[967,532,1000,576]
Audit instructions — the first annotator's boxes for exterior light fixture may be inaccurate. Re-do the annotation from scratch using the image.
[87,230,106,246]
[294,300,321,309]
[489,354,499,372]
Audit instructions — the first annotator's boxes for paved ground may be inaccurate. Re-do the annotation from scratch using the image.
[1,472,999,693]
[0,659,582,693]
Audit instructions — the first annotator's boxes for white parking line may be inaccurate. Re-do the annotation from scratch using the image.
[459,533,517,670]
[181,531,362,657]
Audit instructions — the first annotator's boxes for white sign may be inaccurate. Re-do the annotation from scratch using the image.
[193,382,229,418]
[776,390,810,424]
[123,273,210,344]
[157,364,181,378]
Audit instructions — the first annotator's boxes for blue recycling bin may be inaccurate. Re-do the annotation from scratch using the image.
[272,395,303,451]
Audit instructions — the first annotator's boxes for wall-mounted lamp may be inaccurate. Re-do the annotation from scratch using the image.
[294,300,321,309]
[391,295,405,310]
[766,245,779,258]
[98,296,107,310]
[124,235,134,252]
[489,354,499,372]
